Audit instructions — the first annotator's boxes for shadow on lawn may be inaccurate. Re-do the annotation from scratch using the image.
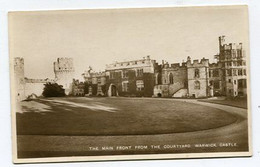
[16,98,243,136]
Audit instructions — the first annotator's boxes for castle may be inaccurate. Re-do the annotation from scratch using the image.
[14,36,247,101]
[14,58,74,101]
[82,36,247,98]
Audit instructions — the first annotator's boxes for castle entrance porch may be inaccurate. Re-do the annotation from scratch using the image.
[108,84,118,97]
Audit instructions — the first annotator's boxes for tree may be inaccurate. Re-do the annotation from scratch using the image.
[42,82,65,97]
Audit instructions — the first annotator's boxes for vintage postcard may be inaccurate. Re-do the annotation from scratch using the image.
[9,5,251,163]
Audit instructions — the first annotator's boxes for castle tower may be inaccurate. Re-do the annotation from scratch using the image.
[14,57,26,101]
[53,58,75,95]
[217,36,247,97]
[219,35,226,50]
[186,58,210,98]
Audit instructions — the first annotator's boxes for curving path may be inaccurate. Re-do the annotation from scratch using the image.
[17,98,250,158]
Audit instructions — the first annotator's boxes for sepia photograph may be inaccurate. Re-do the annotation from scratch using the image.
[9,5,251,163]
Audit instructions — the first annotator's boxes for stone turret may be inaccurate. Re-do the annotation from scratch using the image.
[53,58,75,94]
[14,57,26,101]
[186,57,210,98]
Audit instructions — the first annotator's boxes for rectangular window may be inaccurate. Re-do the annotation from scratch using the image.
[213,81,220,89]
[97,86,102,93]
[213,69,219,77]
[116,71,121,78]
[228,79,231,83]
[243,69,247,76]
[122,70,128,78]
[233,69,237,76]
[122,81,129,92]
[195,69,200,78]
[136,80,144,91]
[238,79,247,89]
[238,79,243,88]
[97,78,101,84]
[110,72,115,79]
[237,50,242,58]
[136,69,143,77]
[238,69,243,76]
[227,69,232,76]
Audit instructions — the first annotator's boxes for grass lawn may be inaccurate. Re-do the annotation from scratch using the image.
[16,97,238,136]
[199,97,247,109]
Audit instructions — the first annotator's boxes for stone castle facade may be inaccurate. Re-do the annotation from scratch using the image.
[14,36,247,101]
[82,36,247,98]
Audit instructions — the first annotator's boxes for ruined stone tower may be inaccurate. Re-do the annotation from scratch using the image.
[53,58,75,95]
[14,57,26,101]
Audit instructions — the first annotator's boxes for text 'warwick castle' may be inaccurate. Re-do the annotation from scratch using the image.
[14,36,247,101]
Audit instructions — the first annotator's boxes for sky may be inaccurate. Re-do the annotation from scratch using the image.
[9,6,249,80]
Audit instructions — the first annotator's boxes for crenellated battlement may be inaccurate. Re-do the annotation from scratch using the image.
[14,57,24,66]
[14,57,25,77]
[72,79,84,85]
[222,43,243,50]
[162,62,187,70]
[186,58,209,67]
[54,57,75,72]
[53,57,75,93]
[219,35,243,50]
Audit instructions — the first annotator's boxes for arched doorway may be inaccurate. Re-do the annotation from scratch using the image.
[108,84,118,97]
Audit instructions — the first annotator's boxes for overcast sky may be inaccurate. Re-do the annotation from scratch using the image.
[9,6,249,80]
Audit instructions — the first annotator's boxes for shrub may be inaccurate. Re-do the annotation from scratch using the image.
[42,83,65,97]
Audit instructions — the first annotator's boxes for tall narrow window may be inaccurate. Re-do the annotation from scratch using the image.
[122,70,128,78]
[195,69,200,78]
[110,72,115,79]
[243,69,247,76]
[136,69,143,77]
[122,81,129,92]
[194,81,200,89]
[169,73,174,84]
[88,86,92,94]
[157,73,162,85]
[136,80,144,91]
[233,69,237,76]
[238,69,243,76]
[227,69,232,76]
[213,69,219,77]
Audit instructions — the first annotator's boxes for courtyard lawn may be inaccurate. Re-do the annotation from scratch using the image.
[16,97,239,136]
[199,97,248,109]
